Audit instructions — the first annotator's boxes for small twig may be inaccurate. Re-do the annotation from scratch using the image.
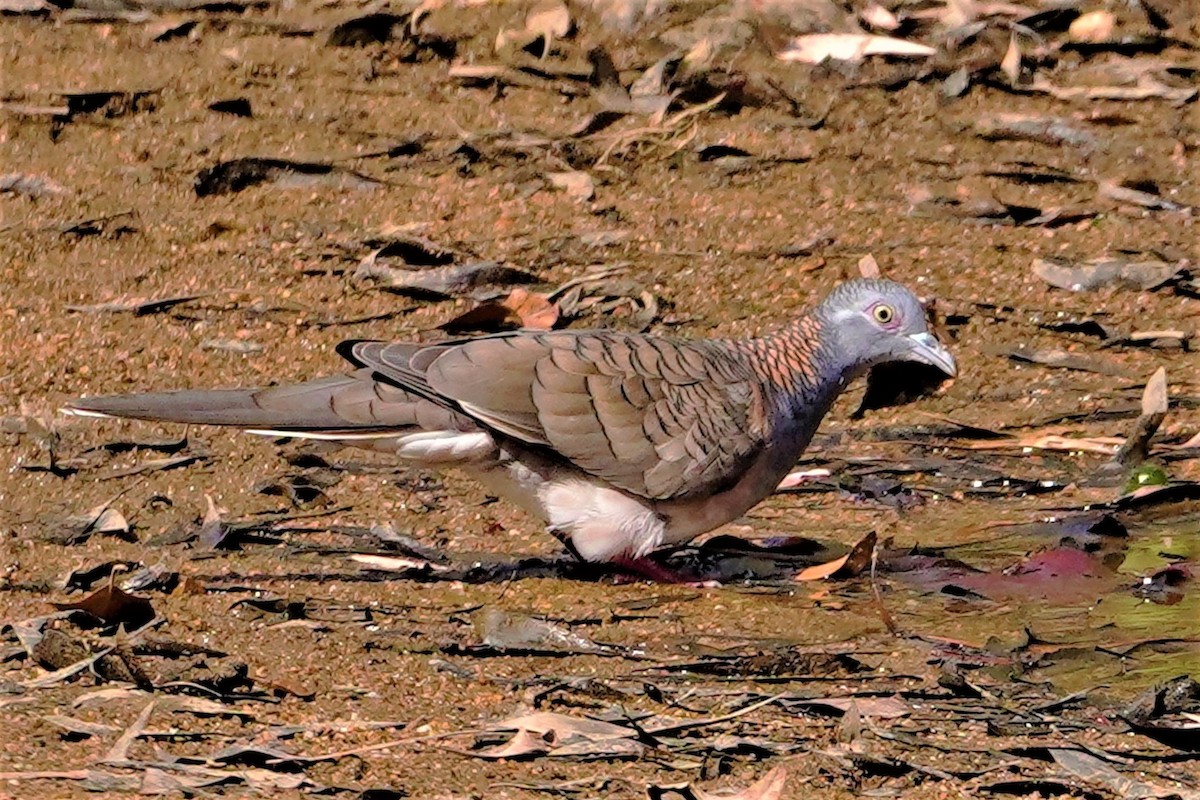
[644,691,788,736]
[265,728,480,765]
[869,541,899,636]
[547,264,630,301]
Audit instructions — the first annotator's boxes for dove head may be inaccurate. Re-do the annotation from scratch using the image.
[817,279,957,378]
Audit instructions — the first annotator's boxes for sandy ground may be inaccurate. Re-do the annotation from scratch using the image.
[2,1,1199,797]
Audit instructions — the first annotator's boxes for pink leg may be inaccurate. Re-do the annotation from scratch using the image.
[612,555,721,588]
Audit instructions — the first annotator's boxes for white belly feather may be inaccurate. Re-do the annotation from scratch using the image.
[254,428,681,562]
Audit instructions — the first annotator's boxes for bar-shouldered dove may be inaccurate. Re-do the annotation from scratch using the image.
[65,279,955,577]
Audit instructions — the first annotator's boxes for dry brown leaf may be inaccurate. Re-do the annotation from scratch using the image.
[957,434,1122,455]
[1143,367,1168,416]
[794,531,876,581]
[52,584,155,629]
[65,505,130,537]
[493,711,632,741]
[776,33,935,63]
[1069,10,1115,43]
[1000,33,1021,84]
[1032,256,1180,292]
[1098,179,1188,212]
[1028,74,1197,104]
[836,699,863,742]
[168,696,256,719]
[73,687,152,708]
[42,715,119,738]
[496,0,571,56]
[526,0,571,39]
[1,173,69,197]
[471,727,553,760]
[439,288,560,333]
[776,468,831,490]
[547,170,595,200]
[466,709,634,761]
[348,553,448,572]
[857,253,881,279]
[681,36,714,74]
[860,2,899,31]
[65,294,208,316]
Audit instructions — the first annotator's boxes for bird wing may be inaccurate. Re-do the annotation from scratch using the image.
[348,332,771,501]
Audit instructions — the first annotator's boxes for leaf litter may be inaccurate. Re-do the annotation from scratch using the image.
[6,0,1200,797]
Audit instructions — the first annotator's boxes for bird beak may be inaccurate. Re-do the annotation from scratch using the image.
[907,332,957,377]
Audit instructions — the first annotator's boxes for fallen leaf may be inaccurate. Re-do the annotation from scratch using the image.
[795,531,876,581]
[73,687,153,707]
[776,33,935,64]
[104,700,155,763]
[857,253,881,279]
[1142,367,1169,416]
[139,767,236,795]
[58,504,132,544]
[860,3,899,31]
[0,173,69,197]
[775,468,831,490]
[526,0,570,39]
[439,288,559,332]
[66,294,208,316]
[954,431,1122,455]
[466,709,640,761]
[1028,74,1196,104]
[493,710,633,741]
[547,170,595,200]
[1000,32,1021,84]
[53,584,155,629]
[168,696,256,719]
[974,114,1098,149]
[355,256,539,298]
[43,715,119,740]
[1110,367,1169,469]
[200,339,264,354]
[348,553,445,572]
[1068,10,1116,43]
[1050,747,1182,798]
[1098,179,1190,212]
[1006,347,1132,377]
[1032,256,1181,292]
[470,727,553,760]
[476,608,608,654]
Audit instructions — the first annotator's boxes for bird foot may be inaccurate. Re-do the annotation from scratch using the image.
[611,556,721,588]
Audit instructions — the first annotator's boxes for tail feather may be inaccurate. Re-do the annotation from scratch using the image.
[63,372,446,432]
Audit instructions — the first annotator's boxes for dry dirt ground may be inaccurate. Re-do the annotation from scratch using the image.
[2,1,1199,798]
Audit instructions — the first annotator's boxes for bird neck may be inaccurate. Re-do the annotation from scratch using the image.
[752,312,850,417]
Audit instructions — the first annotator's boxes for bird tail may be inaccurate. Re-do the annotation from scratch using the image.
[62,373,417,437]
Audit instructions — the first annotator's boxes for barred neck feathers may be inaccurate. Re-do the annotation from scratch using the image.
[748,314,840,409]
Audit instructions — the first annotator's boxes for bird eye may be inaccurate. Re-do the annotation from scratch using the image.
[872,304,895,325]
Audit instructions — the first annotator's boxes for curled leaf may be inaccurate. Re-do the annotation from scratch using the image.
[439,288,559,333]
